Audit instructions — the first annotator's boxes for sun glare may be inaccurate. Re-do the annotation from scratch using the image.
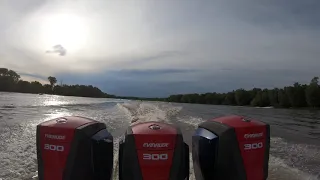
[40,13,88,54]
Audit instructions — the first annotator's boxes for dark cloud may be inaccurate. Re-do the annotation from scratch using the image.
[54,69,199,97]
[54,66,319,97]
[107,69,197,76]
[105,50,185,68]
[223,0,320,30]
[101,80,198,98]
[46,45,67,56]
[18,72,47,80]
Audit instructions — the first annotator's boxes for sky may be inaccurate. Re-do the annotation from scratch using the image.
[0,0,319,97]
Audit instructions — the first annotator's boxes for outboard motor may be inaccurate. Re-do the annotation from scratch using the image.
[36,116,114,180]
[192,115,270,180]
[119,121,189,180]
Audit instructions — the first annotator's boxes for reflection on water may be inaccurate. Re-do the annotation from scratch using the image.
[43,99,69,106]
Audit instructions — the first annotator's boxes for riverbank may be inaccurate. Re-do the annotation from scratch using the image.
[0,68,115,98]
[1,68,320,109]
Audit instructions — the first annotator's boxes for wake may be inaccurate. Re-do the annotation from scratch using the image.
[117,101,182,125]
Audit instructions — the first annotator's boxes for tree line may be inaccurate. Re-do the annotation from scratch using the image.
[0,68,115,98]
[1,67,320,108]
[166,77,320,108]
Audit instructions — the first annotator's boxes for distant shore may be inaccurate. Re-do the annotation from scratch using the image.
[1,90,320,111]
[0,68,114,98]
[1,68,319,109]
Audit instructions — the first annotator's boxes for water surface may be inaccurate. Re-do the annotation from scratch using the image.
[0,92,319,180]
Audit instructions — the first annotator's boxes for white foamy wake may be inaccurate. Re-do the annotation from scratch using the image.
[0,121,39,180]
[268,155,319,180]
[177,116,205,127]
[117,101,182,125]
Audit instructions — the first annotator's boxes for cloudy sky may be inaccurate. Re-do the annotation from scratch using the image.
[0,0,319,97]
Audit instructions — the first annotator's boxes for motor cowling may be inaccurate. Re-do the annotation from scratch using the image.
[119,121,189,180]
[192,115,270,180]
[36,116,114,180]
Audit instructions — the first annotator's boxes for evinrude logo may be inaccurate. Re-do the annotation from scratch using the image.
[244,132,263,139]
[149,124,161,130]
[45,134,65,140]
[143,143,169,148]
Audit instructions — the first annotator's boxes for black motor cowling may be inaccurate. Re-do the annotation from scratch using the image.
[192,115,270,180]
[36,116,114,180]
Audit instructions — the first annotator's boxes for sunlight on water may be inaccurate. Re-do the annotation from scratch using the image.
[42,95,69,106]
[43,100,69,106]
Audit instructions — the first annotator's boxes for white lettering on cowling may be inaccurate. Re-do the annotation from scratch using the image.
[45,134,65,140]
[143,143,169,148]
[143,153,168,160]
[244,132,263,139]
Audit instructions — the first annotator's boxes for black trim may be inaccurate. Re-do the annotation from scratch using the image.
[264,124,270,180]
[195,121,247,179]
[63,122,106,180]
[169,134,183,179]
[192,128,219,180]
[36,125,44,180]
[169,132,189,180]
[119,127,143,180]
[91,129,114,180]
[184,142,190,180]
[118,139,124,180]
[194,120,270,180]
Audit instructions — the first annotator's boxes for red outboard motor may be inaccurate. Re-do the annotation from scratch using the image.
[118,121,189,180]
[36,116,114,180]
[192,115,270,180]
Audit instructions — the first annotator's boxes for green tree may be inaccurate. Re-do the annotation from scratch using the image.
[48,76,57,88]
[16,80,31,93]
[251,90,270,107]
[0,68,20,91]
[249,88,262,101]
[0,67,114,98]
[223,91,236,105]
[278,89,290,108]
[167,94,183,102]
[30,81,44,93]
[305,77,320,107]
[268,88,279,107]
[0,68,8,76]
[7,70,20,82]
[285,83,307,107]
[43,84,52,94]
[235,89,251,106]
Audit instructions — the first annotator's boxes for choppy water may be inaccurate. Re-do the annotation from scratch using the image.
[0,92,319,180]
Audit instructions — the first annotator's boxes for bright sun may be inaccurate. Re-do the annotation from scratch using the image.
[40,13,88,53]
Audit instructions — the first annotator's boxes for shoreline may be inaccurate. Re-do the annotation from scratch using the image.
[1,68,319,110]
[1,91,319,111]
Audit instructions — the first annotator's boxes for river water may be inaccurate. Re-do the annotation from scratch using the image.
[0,92,319,180]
